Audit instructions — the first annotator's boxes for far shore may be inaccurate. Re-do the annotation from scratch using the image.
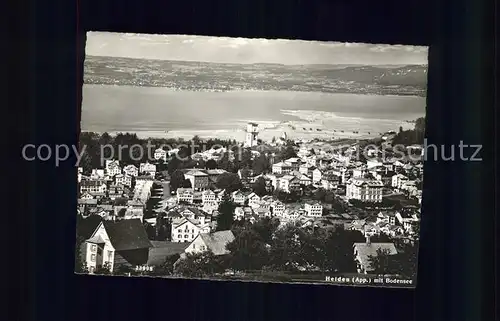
[81,119,414,143]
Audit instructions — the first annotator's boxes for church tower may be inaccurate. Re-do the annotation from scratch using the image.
[244,122,259,147]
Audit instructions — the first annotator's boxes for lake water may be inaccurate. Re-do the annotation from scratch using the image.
[81,84,426,141]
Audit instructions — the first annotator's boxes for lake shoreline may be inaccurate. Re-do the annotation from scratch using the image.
[81,84,424,143]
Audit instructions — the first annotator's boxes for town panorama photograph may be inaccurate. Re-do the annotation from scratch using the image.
[76,31,427,288]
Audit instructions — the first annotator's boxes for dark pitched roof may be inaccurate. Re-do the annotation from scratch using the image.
[113,197,129,206]
[102,219,152,251]
[147,241,189,266]
[77,215,103,239]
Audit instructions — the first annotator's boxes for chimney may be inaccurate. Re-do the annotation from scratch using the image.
[365,234,371,245]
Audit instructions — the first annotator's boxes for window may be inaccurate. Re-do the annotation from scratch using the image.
[177,229,181,233]
[107,250,113,261]
[97,247,102,255]
[91,244,97,252]
[89,266,95,273]
[184,235,188,238]
[178,234,182,239]
[91,254,96,262]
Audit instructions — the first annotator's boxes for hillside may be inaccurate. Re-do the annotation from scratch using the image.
[84,55,428,96]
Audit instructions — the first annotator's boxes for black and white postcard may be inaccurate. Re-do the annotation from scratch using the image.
[76,32,427,288]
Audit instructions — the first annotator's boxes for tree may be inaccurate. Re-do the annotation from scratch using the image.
[183,179,192,189]
[154,214,170,241]
[252,154,270,175]
[94,262,112,275]
[99,132,113,146]
[226,229,269,271]
[156,159,168,172]
[117,208,127,218]
[251,217,280,244]
[324,191,335,204]
[144,222,156,240]
[371,233,392,243]
[205,159,217,169]
[113,133,144,164]
[215,173,242,193]
[397,241,419,278]
[314,188,327,201]
[217,152,233,172]
[235,148,253,170]
[150,254,180,276]
[331,196,347,213]
[412,222,420,239]
[414,117,426,133]
[279,143,298,161]
[368,248,400,275]
[170,170,187,192]
[78,152,93,175]
[238,168,252,183]
[267,223,311,272]
[174,251,225,278]
[252,177,268,197]
[326,227,365,272]
[215,193,235,231]
[79,132,102,171]
[74,235,88,273]
[167,156,181,174]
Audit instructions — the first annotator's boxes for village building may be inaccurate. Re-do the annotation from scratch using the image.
[123,164,139,177]
[271,201,286,217]
[171,215,211,243]
[392,173,409,190]
[154,148,167,162]
[82,219,152,274]
[246,192,261,208]
[90,169,105,180]
[304,202,323,218]
[184,170,210,191]
[80,179,107,196]
[276,175,301,193]
[177,188,194,204]
[346,178,384,202]
[106,160,122,177]
[108,184,125,200]
[115,173,132,188]
[231,191,247,205]
[312,168,322,184]
[184,230,235,256]
[272,161,292,175]
[139,162,157,177]
[201,190,217,204]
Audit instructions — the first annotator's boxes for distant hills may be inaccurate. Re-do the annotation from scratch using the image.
[84,55,427,96]
[312,65,428,87]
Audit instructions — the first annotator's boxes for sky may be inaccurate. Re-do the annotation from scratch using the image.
[86,32,428,65]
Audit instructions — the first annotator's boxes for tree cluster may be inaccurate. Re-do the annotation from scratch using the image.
[368,241,419,278]
[170,170,192,192]
[174,218,367,278]
[392,117,426,146]
[215,193,236,231]
[78,132,235,174]
[251,177,270,197]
